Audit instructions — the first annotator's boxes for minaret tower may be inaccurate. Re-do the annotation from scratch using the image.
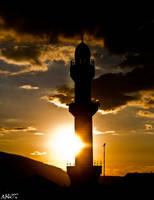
[67,40,102,186]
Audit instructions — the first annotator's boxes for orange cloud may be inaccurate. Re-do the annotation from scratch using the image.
[145,124,153,130]
[58,32,104,47]
[34,132,44,135]
[0,44,75,75]
[136,110,154,118]
[30,151,47,156]
[94,129,116,135]
[19,85,39,90]
[0,126,36,133]
[39,44,75,65]
[0,17,49,43]
[0,18,104,76]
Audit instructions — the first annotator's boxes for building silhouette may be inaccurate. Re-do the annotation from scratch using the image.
[67,40,102,186]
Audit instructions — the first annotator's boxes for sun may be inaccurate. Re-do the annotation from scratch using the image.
[48,125,85,166]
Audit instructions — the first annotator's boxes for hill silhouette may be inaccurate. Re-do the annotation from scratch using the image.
[0,151,154,199]
[0,151,70,199]
[0,151,70,187]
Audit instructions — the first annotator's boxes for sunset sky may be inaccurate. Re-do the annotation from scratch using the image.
[0,3,154,176]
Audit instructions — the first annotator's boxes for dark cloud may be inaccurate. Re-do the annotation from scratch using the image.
[0,4,154,113]
[0,126,36,133]
[92,65,154,111]
[0,44,75,75]
[0,3,102,42]
[49,85,74,105]
[0,4,153,76]
[0,45,41,65]
[48,64,154,112]
[0,44,47,75]
[93,64,154,110]
[0,4,152,50]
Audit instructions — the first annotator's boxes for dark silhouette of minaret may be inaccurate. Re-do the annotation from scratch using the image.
[67,40,102,186]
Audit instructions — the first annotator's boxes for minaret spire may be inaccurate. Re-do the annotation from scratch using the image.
[81,31,84,43]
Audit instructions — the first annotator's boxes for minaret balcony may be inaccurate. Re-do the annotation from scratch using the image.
[69,102,99,116]
[71,59,94,66]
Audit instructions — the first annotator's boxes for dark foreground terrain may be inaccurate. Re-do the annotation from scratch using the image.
[0,152,154,199]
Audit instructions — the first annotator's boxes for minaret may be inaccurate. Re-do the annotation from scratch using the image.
[67,40,102,186]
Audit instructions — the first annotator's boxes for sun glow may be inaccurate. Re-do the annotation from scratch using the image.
[48,126,85,166]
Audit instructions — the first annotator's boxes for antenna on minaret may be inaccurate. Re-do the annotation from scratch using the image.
[81,31,84,43]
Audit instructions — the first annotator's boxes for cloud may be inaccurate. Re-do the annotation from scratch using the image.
[0,45,41,64]
[0,5,150,54]
[3,118,20,123]
[93,130,102,135]
[0,126,36,133]
[0,6,154,114]
[0,13,105,77]
[130,130,137,133]
[41,85,74,108]
[58,33,104,47]
[93,129,115,135]
[39,44,74,65]
[0,69,11,75]
[30,151,47,156]
[0,16,49,43]
[0,6,105,45]
[92,67,154,111]
[0,7,153,83]
[0,43,75,75]
[91,67,154,112]
[136,110,154,118]
[98,109,117,115]
[0,16,104,77]
[41,96,68,109]
[0,44,48,75]
[47,65,154,113]
[145,124,153,130]
[0,6,152,59]
[0,5,153,75]
[19,85,39,90]
[34,132,44,136]
[145,131,154,135]
[47,97,69,109]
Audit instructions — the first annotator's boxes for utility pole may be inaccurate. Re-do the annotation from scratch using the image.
[103,143,106,177]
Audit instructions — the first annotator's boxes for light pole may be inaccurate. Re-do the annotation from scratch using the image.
[103,143,106,177]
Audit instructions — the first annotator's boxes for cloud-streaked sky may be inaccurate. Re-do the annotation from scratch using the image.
[0,4,154,175]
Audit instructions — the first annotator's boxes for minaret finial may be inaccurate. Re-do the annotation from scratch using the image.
[81,32,84,43]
